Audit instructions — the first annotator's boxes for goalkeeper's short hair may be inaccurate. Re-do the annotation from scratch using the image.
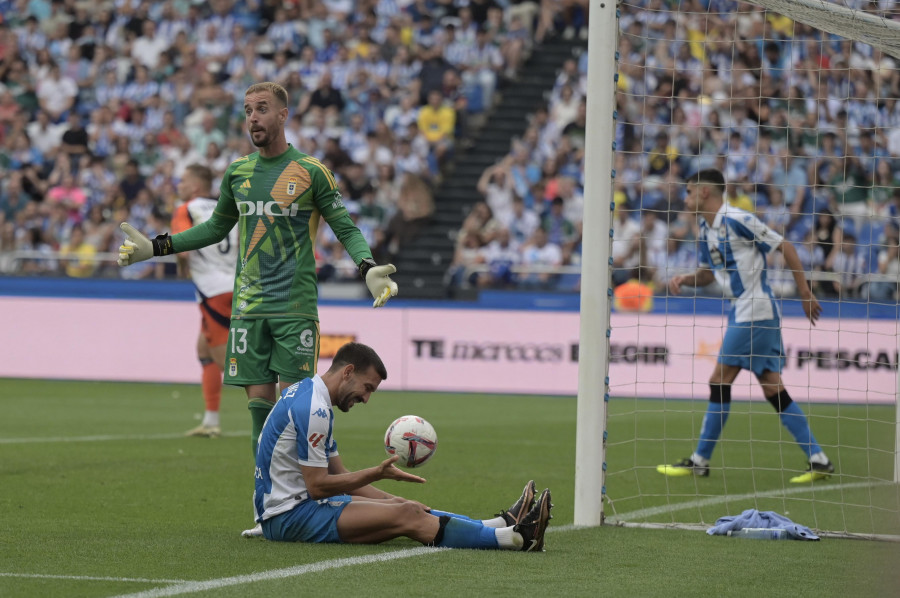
[245,82,288,108]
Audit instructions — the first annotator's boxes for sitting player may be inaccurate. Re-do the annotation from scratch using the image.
[253,341,554,551]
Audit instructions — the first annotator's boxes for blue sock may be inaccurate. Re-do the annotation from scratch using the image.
[435,517,499,549]
[779,402,821,458]
[428,509,480,524]
[696,401,731,461]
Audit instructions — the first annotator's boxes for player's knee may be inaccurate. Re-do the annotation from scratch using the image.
[397,500,426,520]
[765,389,792,413]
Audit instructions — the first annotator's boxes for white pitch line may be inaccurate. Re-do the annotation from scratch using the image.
[0,432,247,444]
[607,480,897,522]
[111,547,447,598]
[0,572,186,584]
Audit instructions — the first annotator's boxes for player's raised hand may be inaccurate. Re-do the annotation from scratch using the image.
[363,262,399,308]
[117,222,154,266]
[378,455,426,483]
[117,222,174,266]
[801,292,822,326]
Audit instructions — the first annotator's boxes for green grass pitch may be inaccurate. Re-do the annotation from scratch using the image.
[1,378,898,597]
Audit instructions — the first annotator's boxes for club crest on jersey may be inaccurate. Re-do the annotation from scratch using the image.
[229,358,238,377]
[287,176,298,196]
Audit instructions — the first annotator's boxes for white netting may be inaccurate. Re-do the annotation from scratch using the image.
[604,0,900,538]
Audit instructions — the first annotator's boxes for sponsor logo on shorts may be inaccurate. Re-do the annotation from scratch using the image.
[229,358,238,377]
[296,329,315,356]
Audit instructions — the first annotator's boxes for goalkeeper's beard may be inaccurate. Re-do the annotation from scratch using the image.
[250,128,271,148]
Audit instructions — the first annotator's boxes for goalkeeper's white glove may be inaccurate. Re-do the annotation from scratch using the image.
[359,259,399,308]
[117,222,173,266]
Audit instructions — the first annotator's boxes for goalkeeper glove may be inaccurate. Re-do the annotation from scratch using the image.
[358,258,399,308]
[117,222,173,266]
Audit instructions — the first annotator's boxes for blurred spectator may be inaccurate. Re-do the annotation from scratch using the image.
[35,61,77,123]
[541,196,575,248]
[378,173,434,263]
[612,204,641,286]
[58,222,96,278]
[823,231,867,298]
[509,194,541,245]
[477,227,521,288]
[758,186,791,237]
[447,229,485,288]
[477,159,516,228]
[417,88,456,169]
[867,226,900,303]
[60,111,89,170]
[519,226,563,289]
[118,158,146,204]
[638,210,668,286]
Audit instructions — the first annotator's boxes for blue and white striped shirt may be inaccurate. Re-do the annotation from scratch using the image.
[698,203,784,323]
[254,376,338,522]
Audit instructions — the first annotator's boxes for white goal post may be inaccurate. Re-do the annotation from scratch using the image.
[576,0,900,534]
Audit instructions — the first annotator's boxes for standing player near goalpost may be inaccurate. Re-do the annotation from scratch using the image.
[657,168,834,483]
[116,82,399,535]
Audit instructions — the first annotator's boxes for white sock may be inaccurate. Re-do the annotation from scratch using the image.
[690,453,710,467]
[495,526,522,550]
[480,516,507,528]
[809,451,829,465]
[202,411,220,427]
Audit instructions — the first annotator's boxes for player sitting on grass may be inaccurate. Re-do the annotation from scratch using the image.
[657,169,834,483]
[252,341,554,551]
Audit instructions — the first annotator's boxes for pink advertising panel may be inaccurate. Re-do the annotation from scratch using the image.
[0,298,895,404]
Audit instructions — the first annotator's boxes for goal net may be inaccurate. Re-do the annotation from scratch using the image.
[592,0,900,539]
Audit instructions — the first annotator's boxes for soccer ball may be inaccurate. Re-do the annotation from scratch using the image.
[384,415,438,468]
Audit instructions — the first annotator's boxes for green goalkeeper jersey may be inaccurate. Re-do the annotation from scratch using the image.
[170,146,373,321]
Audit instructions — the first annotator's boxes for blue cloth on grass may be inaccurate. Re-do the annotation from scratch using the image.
[706,508,819,540]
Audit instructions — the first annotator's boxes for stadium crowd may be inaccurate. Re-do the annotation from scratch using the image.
[0,0,591,280]
[450,0,900,302]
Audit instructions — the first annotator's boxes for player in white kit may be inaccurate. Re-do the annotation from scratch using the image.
[172,164,239,437]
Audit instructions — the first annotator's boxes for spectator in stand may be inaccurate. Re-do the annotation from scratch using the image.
[477,227,521,288]
[612,202,641,287]
[477,159,516,229]
[297,70,345,127]
[35,61,77,123]
[867,226,900,302]
[460,26,504,113]
[25,109,66,157]
[821,229,865,298]
[378,173,434,263]
[519,226,563,289]
[638,209,669,286]
[417,88,456,171]
[118,158,146,204]
[448,229,486,288]
[58,222,97,278]
[758,186,791,237]
[541,196,575,249]
[509,194,541,245]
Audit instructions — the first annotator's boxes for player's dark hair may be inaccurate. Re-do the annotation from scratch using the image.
[331,342,388,380]
[245,81,289,108]
[690,169,726,194]
[185,163,213,189]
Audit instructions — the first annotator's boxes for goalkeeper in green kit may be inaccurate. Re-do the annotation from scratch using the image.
[117,82,398,536]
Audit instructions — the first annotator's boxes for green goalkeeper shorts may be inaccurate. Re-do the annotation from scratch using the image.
[224,318,319,386]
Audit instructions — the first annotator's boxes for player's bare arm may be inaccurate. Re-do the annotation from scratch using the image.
[329,455,398,501]
[300,456,424,500]
[668,268,715,295]
[778,240,822,325]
